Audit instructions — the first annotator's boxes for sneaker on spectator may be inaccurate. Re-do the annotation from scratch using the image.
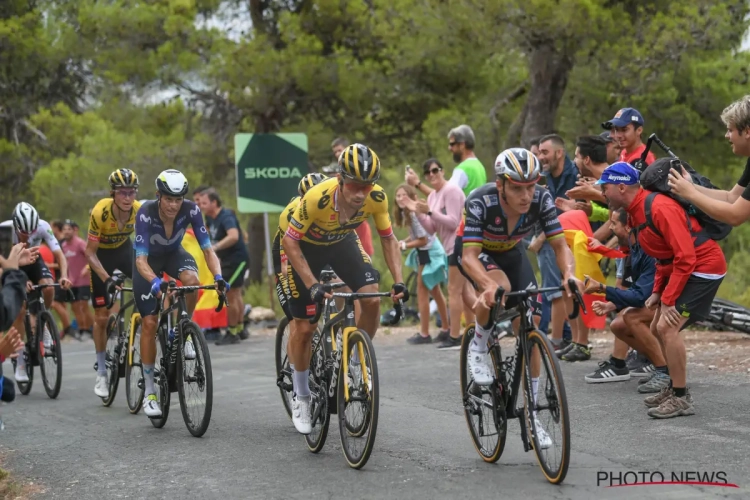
[434,330,450,343]
[561,344,591,362]
[584,359,630,383]
[631,363,657,379]
[647,391,695,419]
[407,333,432,345]
[555,341,575,359]
[637,371,670,394]
[436,335,462,350]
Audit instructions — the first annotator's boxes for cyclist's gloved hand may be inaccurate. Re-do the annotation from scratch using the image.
[214,274,229,292]
[105,274,123,291]
[391,282,409,302]
[309,282,330,304]
[150,277,163,297]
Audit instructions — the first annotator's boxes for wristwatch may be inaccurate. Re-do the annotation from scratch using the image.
[599,283,605,293]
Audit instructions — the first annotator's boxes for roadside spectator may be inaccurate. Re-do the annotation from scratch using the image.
[668,95,750,227]
[600,131,622,164]
[323,137,375,256]
[198,191,250,345]
[406,159,475,349]
[393,184,450,345]
[529,134,577,352]
[598,162,726,418]
[39,241,74,338]
[62,220,94,337]
[1,243,37,330]
[601,108,656,168]
[583,208,664,385]
[193,185,213,204]
[446,125,487,196]
[529,136,543,159]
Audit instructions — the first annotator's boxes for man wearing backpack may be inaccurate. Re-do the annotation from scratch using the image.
[667,96,750,226]
[602,108,656,168]
[597,162,726,419]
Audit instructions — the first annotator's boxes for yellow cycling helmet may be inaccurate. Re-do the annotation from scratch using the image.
[338,143,381,183]
[298,173,327,196]
[109,168,140,190]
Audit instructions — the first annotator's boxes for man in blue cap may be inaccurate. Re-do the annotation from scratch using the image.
[597,162,727,419]
[602,108,656,168]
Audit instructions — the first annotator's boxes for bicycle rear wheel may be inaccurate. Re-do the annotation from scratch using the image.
[305,328,330,453]
[125,315,145,414]
[337,328,379,469]
[38,311,62,399]
[274,316,294,420]
[523,329,570,484]
[177,321,213,437]
[459,324,506,463]
[101,314,120,407]
[150,326,170,428]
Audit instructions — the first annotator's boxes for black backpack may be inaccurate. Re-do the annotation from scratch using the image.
[638,157,732,243]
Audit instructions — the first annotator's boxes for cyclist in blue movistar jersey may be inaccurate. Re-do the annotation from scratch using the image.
[133,169,226,418]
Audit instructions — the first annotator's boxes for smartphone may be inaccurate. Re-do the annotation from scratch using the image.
[0,222,13,259]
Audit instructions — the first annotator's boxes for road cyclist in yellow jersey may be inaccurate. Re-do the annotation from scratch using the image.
[282,143,407,435]
[84,168,142,401]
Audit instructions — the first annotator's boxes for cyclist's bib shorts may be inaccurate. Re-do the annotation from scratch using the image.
[133,247,198,316]
[457,245,542,316]
[286,233,379,319]
[20,258,53,284]
[91,239,134,308]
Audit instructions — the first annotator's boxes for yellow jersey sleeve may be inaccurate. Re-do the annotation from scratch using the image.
[367,187,394,238]
[88,199,106,243]
[278,197,300,235]
[285,191,325,241]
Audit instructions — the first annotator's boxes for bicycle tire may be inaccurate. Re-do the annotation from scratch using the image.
[150,325,170,428]
[522,329,570,485]
[38,311,63,399]
[177,321,213,437]
[101,314,120,407]
[274,316,294,420]
[337,328,379,469]
[125,314,144,414]
[459,324,506,463]
[305,328,330,453]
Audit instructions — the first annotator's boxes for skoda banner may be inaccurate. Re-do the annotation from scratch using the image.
[234,133,309,213]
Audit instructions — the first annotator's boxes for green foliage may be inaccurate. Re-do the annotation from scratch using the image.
[1,0,749,303]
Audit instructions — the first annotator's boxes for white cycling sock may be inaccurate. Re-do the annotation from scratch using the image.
[16,347,25,368]
[96,351,107,376]
[143,364,156,395]
[470,324,491,353]
[293,369,310,398]
[532,377,539,419]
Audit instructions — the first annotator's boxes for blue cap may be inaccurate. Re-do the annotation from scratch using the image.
[595,162,640,185]
[602,108,645,130]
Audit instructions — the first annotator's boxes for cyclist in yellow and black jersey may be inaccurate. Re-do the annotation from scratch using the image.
[281,143,407,435]
[84,168,140,401]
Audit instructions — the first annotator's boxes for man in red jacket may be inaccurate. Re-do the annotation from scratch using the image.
[597,162,726,419]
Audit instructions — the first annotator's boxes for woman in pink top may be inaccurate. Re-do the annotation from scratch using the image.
[406,159,477,349]
[62,221,95,335]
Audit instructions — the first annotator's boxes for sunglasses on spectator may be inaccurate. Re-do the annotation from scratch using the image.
[423,168,442,176]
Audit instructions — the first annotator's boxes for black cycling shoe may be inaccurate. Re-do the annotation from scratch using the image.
[215,332,240,346]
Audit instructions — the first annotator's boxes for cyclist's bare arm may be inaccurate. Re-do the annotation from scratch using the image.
[549,236,575,280]
[281,235,316,289]
[52,248,69,281]
[201,247,223,278]
[135,255,158,283]
[84,238,108,282]
[380,235,404,284]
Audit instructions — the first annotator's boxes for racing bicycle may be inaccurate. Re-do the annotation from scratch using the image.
[12,283,66,399]
[147,280,225,437]
[460,279,585,484]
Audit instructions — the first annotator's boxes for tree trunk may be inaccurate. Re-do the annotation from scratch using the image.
[519,42,575,147]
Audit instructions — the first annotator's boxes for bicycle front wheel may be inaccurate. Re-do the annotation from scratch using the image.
[125,314,144,414]
[274,316,294,420]
[523,329,570,484]
[459,324,506,463]
[177,321,213,437]
[38,311,62,399]
[337,328,379,469]
[101,314,120,407]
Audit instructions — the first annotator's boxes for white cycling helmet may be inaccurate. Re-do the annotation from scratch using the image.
[155,169,189,197]
[12,202,39,234]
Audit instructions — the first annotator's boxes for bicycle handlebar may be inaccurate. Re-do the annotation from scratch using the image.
[31,282,75,301]
[152,280,227,316]
[309,291,403,325]
[493,279,587,320]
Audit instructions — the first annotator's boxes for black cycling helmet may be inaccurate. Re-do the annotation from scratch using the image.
[298,173,327,196]
[494,148,541,185]
[109,168,139,190]
[338,143,381,183]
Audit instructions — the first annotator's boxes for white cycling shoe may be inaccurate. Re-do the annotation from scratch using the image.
[534,417,553,450]
[468,350,494,386]
[184,336,196,360]
[43,327,53,349]
[143,394,162,418]
[291,395,312,435]
[14,364,29,383]
[94,374,109,398]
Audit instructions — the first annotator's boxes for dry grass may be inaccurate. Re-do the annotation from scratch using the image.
[0,460,44,500]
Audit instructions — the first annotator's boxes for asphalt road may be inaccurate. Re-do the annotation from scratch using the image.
[1,332,748,499]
